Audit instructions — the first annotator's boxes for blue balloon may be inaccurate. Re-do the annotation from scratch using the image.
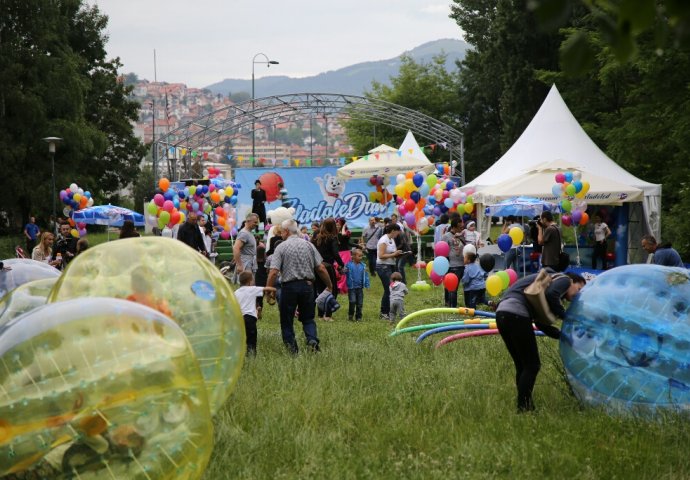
[573,180,583,193]
[84,191,91,199]
[423,206,433,215]
[497,233,513,253]
[446,181,455,190]
[412,174,424,188]
[419,184,430,196]
[427,196,436,205]
[443,198,454,209]
[564,171,573,183]
[410,191,421,203]
[552,184,562,197]
[230,196,238,205]
[432,256,450,276]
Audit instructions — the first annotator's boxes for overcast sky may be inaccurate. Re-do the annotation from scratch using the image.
[89,0,463,87]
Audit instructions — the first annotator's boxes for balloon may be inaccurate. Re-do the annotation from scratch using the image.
[573,180,583,193]
[70,228,79,238]
[410,191,421,203]
[555,173,565,184]
[496,270,510,290]
[571,210,583,224]
[486,275,503,296]
[405,199,416,211]
[479,253,495,272]
[395,184,406,198]
[552,184,563,197]
[153,193,165,207]
[565,183,576,196]
[497,234,513,253]
[163,200,174,212]
[561,199,572,212]
[417,217,429,233]
[572,171,582,181]
[158,177,170,191]
[412,173,424,187]
[432,256,450,276]
[579,212,590,225]
[396,174,406,184]
[506,268,518,285]
[404,212,416,227]
[564,171,573,183]
[426,174,438,188]
[443,273,459,291]
[429,270,444,286]
[562,214,573,227]
[463,244,477,258]
[463,203,474,214]
[426,261,434,277]
[509,226,524,245]
[434,241,450,257]
[443,198,454,209]
[147,201,158,215]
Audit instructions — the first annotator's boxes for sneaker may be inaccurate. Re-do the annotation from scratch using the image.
[379,313,389,320]
[306,339,320,353]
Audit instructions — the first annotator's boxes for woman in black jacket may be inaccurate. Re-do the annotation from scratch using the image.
[312,217,344,321]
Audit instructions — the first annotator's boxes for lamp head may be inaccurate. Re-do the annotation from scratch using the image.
[42,137,63,153]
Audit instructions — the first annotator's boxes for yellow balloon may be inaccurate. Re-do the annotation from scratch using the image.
[426,261,434,277]
[404,178,415,193]
[486,274,503,296]
[226,186,234,197]
[464,203,474,214]
[49,237,245,414]
[509,226,524,245]
[395,184,406,198]
[581,181,590,195]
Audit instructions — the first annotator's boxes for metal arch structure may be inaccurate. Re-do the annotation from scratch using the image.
[152,93,465,182]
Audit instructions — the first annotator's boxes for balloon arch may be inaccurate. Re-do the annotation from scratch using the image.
[152,93,465,181]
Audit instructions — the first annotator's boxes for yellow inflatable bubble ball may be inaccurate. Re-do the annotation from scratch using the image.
[48,237,245,414]
[0,277,58,328]
[0,258,60,299]
[0,298,213,480]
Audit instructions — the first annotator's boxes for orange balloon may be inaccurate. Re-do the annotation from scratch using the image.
[579,212,590,225]
[68,218,75,227]
[417,197,426,209]
[415,209,424,220]
[210,191,220,204]
[217,216,226,226]
[405,171,414,179]
[158,177,170,191]
[427,216,435,226]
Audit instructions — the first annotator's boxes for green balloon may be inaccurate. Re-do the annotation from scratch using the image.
[147,201,158,215]
[561,199,572,212]
[159,210,171,225]
[426,174,438,187]
[496,270,510,290]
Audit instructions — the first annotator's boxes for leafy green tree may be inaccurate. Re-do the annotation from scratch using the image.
[0,0,145,227]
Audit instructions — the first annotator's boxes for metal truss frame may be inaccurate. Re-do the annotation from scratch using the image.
[153,93,465,182]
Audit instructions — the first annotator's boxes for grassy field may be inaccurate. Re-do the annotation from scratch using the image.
[204,267,690,480]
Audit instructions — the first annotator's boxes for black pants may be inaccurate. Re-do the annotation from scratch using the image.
[592,241,607,269]
[496,311,540,412]
[244,314,258,355]
[366,249,377,275]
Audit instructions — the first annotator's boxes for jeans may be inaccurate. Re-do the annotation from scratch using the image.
[464,289,486,309]
[348,288,363,320]
[315,263,337,317]
[376,264,395,315]
[366,249,377,275]
[444,266,464,307]
[496,311,541,412]
[395,256,407,283]
[592,241,607,269]
[279,280,319,354]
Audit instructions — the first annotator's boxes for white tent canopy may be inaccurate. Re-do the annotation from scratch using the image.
[465,85,661,263]
[336,131,434,179]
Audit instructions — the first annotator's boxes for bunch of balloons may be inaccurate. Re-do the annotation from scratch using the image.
[422,241,460,291]
[367,175,392,204]
[486,268,519,296]
[205,166,223,179]
[60,182,92,238]
[496,226,524,254]
[553,171,590,227]
[147,177,240,239]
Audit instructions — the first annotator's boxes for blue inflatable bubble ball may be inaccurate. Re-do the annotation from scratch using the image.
[560,264,690,414]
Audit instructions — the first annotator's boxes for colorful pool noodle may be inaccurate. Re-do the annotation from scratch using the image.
[395,307,496,331]
[415,322,497,343]
[434,329,545,348]
[389,318,494,337]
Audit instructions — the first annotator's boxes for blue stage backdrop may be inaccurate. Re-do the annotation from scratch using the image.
[233,167,393,228]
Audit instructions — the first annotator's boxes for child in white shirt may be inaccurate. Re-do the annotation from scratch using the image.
[234,271,276,356]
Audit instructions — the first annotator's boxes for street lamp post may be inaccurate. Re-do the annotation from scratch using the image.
[252,53,279,162]
[42,137,63,234]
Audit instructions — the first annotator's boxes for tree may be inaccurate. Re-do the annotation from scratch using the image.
[0,0,145,227]
[343,54,462,162]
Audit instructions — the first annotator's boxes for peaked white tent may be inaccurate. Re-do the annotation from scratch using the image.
[336,131,434,179]
[465,85,661,263]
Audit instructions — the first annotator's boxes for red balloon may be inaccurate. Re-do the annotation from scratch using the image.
[430,270,444,286]
[404,199,416,211]
[170,211,181,225]
[443,273,459,291]
[258,172,285,202]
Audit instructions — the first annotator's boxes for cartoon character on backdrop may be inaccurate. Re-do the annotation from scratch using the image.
[266,206,296,246]
[314,173,346,206]
[258,172,284,202]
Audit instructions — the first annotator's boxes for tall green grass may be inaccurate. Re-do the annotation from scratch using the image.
[205,267,690,479]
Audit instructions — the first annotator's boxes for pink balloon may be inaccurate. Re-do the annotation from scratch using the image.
[434,241,450,257]
[398,205,407,215]
[162,200,175,212]
[561,214,572,226]
[555,173,566,184]
[220,230,230,239]
[153,193,165,207]
[506,268,518,285]
[430,270,444,286]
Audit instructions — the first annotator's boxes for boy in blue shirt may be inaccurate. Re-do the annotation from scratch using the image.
[344,248,370,321]
[462,251,487,308]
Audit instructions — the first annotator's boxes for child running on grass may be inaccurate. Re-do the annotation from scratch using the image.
[344,248,370,321]
[388,271,408,324]
[234,271,276,356]
[462,251,487,308]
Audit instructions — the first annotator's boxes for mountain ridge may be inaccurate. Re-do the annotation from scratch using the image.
[205,38,469,98]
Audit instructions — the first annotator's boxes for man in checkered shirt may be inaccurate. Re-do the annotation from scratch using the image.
[267,219,332,354]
